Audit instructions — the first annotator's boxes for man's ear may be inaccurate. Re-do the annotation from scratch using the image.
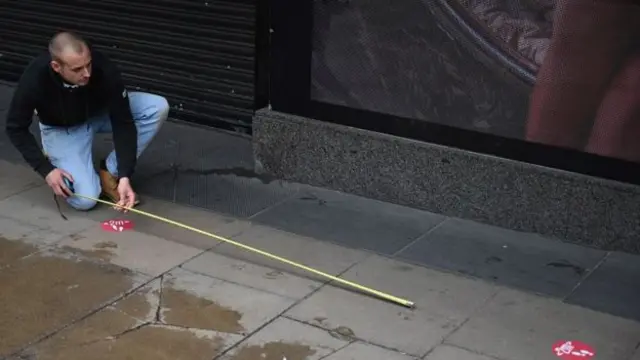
[50,60,62,74]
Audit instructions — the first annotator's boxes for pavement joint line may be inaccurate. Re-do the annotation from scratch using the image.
[245,185,302,220]
[391,217,449,257]
[176,266,307,302]
[429,289,502,359]
[282,315,419,358]
[562,250,611,302]
[433,343,508,360]
[316,340,356,360]
[211,252,375,360]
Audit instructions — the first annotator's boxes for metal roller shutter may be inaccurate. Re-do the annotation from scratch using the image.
[0,0,256,134]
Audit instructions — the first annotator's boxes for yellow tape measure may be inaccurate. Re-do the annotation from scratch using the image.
[74,194,416,309]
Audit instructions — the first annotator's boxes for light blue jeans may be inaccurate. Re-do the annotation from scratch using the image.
[40,92,169,210]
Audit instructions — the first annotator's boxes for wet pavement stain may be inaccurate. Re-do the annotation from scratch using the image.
[485,256,503,264]
[312,317,327,325]
[546,260,585,276]
[62,246,115,261]
[328,326,355,341]
[161,287,246,334]
[264,270,283,279]
[0,237,38,267]
[93,241,118,250]
[0,247,135,356]
[394,264,414,272]
[230,342,316,360]
[114,290,154,321]
[33,308,225,360]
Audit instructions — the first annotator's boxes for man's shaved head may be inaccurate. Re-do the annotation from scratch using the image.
[49,32,88,61]
[49,32,92,86]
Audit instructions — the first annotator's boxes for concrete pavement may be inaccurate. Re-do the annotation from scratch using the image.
[0,159,639,360]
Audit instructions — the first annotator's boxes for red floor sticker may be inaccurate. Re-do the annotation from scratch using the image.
[553,340,595,359]
[101,219,134,232]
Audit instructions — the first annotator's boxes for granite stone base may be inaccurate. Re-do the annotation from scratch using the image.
[253,109,640,254]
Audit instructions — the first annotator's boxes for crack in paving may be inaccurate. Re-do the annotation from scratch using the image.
[212,256,373,360]
[13,276,245,360]
[155,275,164,322]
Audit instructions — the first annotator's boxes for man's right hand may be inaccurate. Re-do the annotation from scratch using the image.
[46,168,74,198]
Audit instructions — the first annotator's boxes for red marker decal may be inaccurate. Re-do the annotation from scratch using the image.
[553,340,595,359]
[101,219,134,232]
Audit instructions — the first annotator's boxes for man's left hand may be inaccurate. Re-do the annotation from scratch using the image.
[116,177,136,212]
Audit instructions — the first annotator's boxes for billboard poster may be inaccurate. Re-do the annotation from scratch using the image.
[311,0,640,162]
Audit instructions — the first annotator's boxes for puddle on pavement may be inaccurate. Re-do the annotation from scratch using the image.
[0,244,134,357]
[114,290,154,321]
[1,235,248,359]
[162,287,246,334]
[0,236,38,266]
[94,241,118,250]
[34,308,224,360]
[31,279,244,359]
[60,241,120,263]
[63,246,115,261]
[230,342,316,360]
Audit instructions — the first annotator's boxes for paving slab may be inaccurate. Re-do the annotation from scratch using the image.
[219,317,347,360]
[252,187,445,254]
[56,226,204,277]
[0,244,148,357]
[182,250,322,300]
[0,186,96,238]
[631,347,640,360]
[212,222,370,282]
[20,278,244,360]
[565,252,640,321]
[0,160,44,200]
[324,342,418,359]
[424,345,497,360]
[163,268,295,336]
[397,218,607,297]
[446,288,640,360]
[285,256,498,357]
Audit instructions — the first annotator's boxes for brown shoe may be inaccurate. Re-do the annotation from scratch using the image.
[98,161,140,207]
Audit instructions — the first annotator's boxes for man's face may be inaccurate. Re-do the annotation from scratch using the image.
[51,47,92,86]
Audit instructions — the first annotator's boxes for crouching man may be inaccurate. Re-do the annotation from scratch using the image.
[5,31,168,211]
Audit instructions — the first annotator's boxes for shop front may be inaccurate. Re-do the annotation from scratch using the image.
[0,0,257,133]
[255,0,640,252]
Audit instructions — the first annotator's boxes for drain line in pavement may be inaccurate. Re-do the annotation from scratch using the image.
[70,193,416,309]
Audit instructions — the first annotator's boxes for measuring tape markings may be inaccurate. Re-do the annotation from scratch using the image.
[69,193,415,308]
